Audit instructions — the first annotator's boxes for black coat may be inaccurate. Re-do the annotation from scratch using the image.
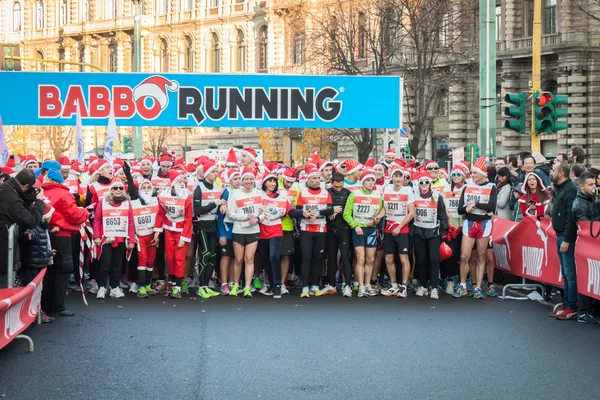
[0,178,46,272]
[19,222,53,269]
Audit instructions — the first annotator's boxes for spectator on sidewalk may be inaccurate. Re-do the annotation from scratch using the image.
[549,161,578,321]
[570,171,600,323]
[570,163,586,185]
[571,146,585,164]
[495,167,513,220]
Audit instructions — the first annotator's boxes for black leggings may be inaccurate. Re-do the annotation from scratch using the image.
[300,231,326,287]
[326,229,352,286]
[197,231,217,286]
[413,235,441,289]
[259,237,283,287]
[98,243,126,289]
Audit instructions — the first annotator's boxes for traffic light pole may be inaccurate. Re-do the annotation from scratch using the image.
[479,0,496,157]
[133,0,143,159]
[530,0,542,153]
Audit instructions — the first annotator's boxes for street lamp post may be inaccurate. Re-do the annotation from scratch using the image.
[133,0,143,159]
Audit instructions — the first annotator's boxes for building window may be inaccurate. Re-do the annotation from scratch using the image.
[58,48,65,71]
[12,2,21,32]
[83,0,90,22]
[36,0,44,30]
[235,30,246,72]
[439,13,449,47]
[257,26,267,72]
[36,51,45,71]
[208,33,220,73]
[358,12,366,58]
[293,33,304,65]
[109,42,118,72]
[159,0,168,14]
[184,36,194,72]
[527,0,533,37]
[160,39,169,72]
[79,44,86,72]
[210,0,219,7]
[183,0,194,11]
[107,0,116,19]
[59,0,67,26]
[544,0,556,34]
[496,2,502,41]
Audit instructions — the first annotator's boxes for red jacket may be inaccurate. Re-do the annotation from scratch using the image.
[42,182,90,237]
[155,191,193,242]
[93,198,135,247]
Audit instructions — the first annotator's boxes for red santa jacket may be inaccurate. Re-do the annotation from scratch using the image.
[154,190,193,243]
[42,182,90,237]
[93,196,135,247]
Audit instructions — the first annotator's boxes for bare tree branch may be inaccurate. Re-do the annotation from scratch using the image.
[143,128,177,158]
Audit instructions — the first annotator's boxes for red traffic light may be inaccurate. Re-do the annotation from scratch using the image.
[536,92,552,106]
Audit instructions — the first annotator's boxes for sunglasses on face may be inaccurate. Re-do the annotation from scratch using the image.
[403,175,411,179]
[427,167,439,171]
[111,187,124,191]
[451,173,463,177]
[419,180,431,186]
[339,165,347,169]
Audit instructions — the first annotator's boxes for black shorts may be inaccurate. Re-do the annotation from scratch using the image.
[232,233,260,246]
[219,239,234,257]
[383,233,410,255]
[280,231,295,256]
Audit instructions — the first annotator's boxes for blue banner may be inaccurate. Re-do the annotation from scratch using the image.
[0,72,401,129]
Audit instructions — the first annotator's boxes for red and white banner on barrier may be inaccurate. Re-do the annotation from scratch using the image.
[492,216,600,300]
[0,268,45,350]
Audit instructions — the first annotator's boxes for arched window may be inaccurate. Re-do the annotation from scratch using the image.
[109,41,118,72]
[78,44,86,72]
[293,32,304,65]
[235,30,246,72]
[83,0,90,22]
[358,12,366,58]
[12,2,21,31]
[209,33,220,73]
[59,0,67,26]
[257,26,267,72]
[35,0,44,30]
[58,48,65,71]
[184,36,194,72]
[160,39,169,72]
[36,51,45,71]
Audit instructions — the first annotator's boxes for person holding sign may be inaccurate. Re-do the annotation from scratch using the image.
[454,157,498,299]
[226,168,264,298]
[154,170,193,299]
[380,167,415,298]
[343,169,384,298]
[93,178,135,300]
[411,172,449,300]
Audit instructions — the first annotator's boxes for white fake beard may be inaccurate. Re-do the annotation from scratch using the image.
[140,191,153,204]
[174,186,188,198]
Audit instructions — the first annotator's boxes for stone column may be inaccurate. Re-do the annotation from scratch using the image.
[116,32,127,72]
[63,38,75,72]
[246,20,256,74]
[83,36,92,72]
[266,16,275,71]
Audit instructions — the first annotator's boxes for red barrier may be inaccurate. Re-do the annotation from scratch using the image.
[574,222,600,301]
[0,268,46,350]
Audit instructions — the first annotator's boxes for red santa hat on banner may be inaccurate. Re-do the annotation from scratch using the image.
[241,167,256,180]
[22,156,39,169]
[58,156,71,170]
[471,157,488,176]
[360,169,376,184]
[168,169,185,186]
[133,76,179,112]
[283,167,297,182]
[385,148,396,158]
[241,148,257,161]
[226,149,238,166]
[227,168,241,181]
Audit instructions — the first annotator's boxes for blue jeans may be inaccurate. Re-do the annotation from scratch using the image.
[259,237,283,286]
[556,235,577,309]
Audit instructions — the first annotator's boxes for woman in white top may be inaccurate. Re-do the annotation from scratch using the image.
[226,168,264,298]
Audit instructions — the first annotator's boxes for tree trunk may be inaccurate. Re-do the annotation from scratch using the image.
[357,128,372,163]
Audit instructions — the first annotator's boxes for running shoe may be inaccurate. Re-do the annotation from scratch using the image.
[110,287,125,299]
[197,288,211,299]
[40,311,55,324]
[145,284,157,295]
[273,285,282,299]
[555,307,577,320]
[486,284,498,297]
[415,286,428,297]
[321,284,337,295]
[181,280,189,295]
[371,283,382,295]
[466,279,474,297]
[253,277,263,290]
[548,306,564,317]
[243,286,253,298]
[129,282,139,294]
[280,284,289,295]
[309,286,323,296]
[366,285,378,297]
[88,279,99,294]
[208,279,217,290]
[430,288,439,300]
[577,313,600,324]
[137,286,149,298]
[260,285,273,296]
[97,286,106,299]
[453,284,468,298]
[445,280,455,296]
[357,286,367,298]
[473,287,484,299]
[439,279,448,292]
[352,282,359,293]
[69,283,82,292]
[397,285,408,299]
[221,284,231,296]
[154,280,167,293]
[205,288,221,298]
[171,286,182,299]
[119,280,131,290]
[381,286,400,297]
[343,285,353,298]
[229,285,240,297]
[300,287,310,298]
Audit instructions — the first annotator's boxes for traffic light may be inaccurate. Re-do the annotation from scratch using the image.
[534,91,569,134]
[123,136,133,153]
[504,92,527,134]
[466,144,480,163]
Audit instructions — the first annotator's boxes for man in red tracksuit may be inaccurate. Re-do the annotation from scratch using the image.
[154,170,193,299]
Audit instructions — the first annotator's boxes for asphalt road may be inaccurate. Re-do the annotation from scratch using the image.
[1,289,599,400]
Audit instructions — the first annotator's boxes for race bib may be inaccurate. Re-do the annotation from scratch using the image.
[132,201,158,236]
[414,199,438,227]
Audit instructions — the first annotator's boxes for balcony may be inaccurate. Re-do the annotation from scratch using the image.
[496,33,562,55]
[270,64,303,74]
[62,17,136,35]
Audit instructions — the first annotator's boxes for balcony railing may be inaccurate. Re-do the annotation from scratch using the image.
[496,33,562,52]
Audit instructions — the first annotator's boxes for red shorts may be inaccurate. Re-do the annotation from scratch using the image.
[463,219,492,239]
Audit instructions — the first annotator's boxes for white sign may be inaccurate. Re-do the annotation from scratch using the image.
[452,147,464,165]
[185,149,264,165]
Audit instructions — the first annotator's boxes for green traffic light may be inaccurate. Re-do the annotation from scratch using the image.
[503,92,527,134]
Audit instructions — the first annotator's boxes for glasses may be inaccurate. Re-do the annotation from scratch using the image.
[451,173,463,177]
[419,180,431,186]
[403,175,411,180]
[427,167,439,171]
[111,187,124,191]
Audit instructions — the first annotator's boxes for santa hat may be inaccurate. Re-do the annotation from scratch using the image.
[185,163,197,174]
[451,163,469,177]
[96,159,111,173]
[227,168,241,181]
[425,160,439,170]
[360,169,376,184]
[226,149,238,166]
[158,151,174,166]
[57,156,71,170]
[132,76,179,111]
[109,178,125,190]
[283,167,297,182]
[305,164,320,179]
[174,157,185,169]
[138,179,153,192]
[241,167,256,180]
[140,156,153,166]
[263,161,279,173]
[389,165,403,176]
[439,168,448,178]
[0,166,15,175]
[42,198,55,220]
[88,155,98,167]
[203,160,217,176]
[344,159,362,175]
[22,156,38,169]
[385,148,396,157]
[70,161,82,175]
[417,172,432,183]
[5,157,15,168]
[113,164,124,177]
[365,158,376,169]
[471,156,488,176]
[242,148,257,161]
[167,169,185,186]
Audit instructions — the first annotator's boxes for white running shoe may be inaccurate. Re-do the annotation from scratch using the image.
[88,279,99,294]
[119,280,131,290]
[430,288,439,300]
[97,286,106,299]
[280,284,289,295]
[259,285,273,296]
[321,284,337,295]
[415,286,428,297]
[397,285,408,298]
[343,285,353,298]
[208,279,217,289]
[381,286,400,297]
[366,285,378,297]
[129,282,139,294]
[445,281,454,296]
[357,286,367,298]
[110,287,125,299]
